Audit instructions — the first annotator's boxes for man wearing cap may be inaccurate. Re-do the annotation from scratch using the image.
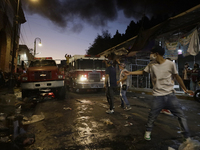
[117,63,131,110]
[125,46,193,141]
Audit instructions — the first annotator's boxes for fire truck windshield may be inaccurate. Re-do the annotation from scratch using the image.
[29,60,57,67]
[76,59,106,70]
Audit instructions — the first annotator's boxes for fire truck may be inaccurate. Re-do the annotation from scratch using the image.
[20,57,66,99]
[65,55,106,92]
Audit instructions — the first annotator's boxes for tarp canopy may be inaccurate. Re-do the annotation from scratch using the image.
[99,4,200,58]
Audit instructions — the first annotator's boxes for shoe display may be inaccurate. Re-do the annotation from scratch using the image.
[106,109,114,114]
[124,107,132,111]
[144,131,151,140]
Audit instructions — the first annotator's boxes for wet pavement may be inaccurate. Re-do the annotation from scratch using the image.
[5,90,200,150]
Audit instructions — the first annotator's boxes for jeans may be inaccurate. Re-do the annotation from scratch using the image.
[106,87,115,110]
[146,93,190,138]
[120,86,130,107]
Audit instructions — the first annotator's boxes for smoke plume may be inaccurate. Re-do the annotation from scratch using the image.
[22,0,199,32]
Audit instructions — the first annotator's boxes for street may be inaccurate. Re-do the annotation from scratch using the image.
[19,90,200,150]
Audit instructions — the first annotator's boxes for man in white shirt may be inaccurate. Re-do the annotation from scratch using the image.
[125,46,193,141]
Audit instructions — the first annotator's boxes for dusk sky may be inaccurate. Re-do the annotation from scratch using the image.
[19,0,199,62]
[19,11,135,61]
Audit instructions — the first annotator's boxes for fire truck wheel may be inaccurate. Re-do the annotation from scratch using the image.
[57,87,66,100]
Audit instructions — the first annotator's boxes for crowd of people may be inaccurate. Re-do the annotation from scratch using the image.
[103,46,194,141]
[182,62,200,92]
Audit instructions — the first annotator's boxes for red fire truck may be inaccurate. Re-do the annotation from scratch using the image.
[65,55,106,92]
[20,57,66,99]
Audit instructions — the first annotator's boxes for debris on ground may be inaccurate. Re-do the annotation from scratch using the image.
[98,103,109,109]
[22,113,45,125]
[14,91,22,100]
[168,147,175,150]
[63,107,72,110]
[178,138,200,150]
[101,119,113,125]
[14,133,35,150]
[120,113,132,119]
[124,121,133,127]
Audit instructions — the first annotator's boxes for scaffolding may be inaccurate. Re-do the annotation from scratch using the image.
[129,59,151,88]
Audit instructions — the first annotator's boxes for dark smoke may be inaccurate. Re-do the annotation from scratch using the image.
[22,0,199,32]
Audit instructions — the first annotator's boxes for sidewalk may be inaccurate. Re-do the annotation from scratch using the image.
[128,87,195,101]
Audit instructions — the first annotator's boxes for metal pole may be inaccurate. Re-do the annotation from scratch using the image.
[34,39,36,56]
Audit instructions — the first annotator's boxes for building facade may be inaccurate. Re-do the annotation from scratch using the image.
[18,45,34,71]
[0,0,26,73]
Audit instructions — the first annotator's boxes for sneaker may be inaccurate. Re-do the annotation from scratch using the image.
[106,109,114,114]
[124,107,132,111]
[160,109,172,115]
[144,131,151,140]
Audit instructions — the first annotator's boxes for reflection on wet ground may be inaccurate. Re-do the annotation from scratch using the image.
[24,92,200,150]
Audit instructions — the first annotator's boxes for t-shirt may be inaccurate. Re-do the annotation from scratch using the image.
[144,59,178,96]
[119,68,129,87]
[105,66,117,87]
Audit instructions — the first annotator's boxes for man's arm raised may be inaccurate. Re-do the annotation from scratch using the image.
[124,70,144,76]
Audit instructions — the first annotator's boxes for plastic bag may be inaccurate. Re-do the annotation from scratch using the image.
[178,138,200,150]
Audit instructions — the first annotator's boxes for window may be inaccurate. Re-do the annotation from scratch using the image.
[29,60,56,67]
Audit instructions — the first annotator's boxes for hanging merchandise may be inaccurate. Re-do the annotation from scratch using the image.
[179,29,194,46]
[165,41,178,50]
[164,41,178,60]
[187,29,200,56]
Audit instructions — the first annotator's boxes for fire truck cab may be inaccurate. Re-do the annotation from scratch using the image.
[65,55,106,92]
[20,57,66,99]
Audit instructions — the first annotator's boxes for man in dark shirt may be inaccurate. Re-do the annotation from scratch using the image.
[104,60,117,114]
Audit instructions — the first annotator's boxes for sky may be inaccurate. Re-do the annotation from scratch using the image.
[19,11,134,61]
[19,0,199,62]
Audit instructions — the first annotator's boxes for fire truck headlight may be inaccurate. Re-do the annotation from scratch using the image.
[80,75,87,81]
[58,75,63,79]
[102,75,105,81]
[22,77,28,81]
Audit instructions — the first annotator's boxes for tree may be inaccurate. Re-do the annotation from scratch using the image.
[86,30,112,55]
[86,14,171,55]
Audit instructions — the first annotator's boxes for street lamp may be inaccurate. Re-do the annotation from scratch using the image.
[34,37,42,56]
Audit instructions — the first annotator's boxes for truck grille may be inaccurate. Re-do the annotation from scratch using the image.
[34,71,52,80]
[88,72,100,82]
